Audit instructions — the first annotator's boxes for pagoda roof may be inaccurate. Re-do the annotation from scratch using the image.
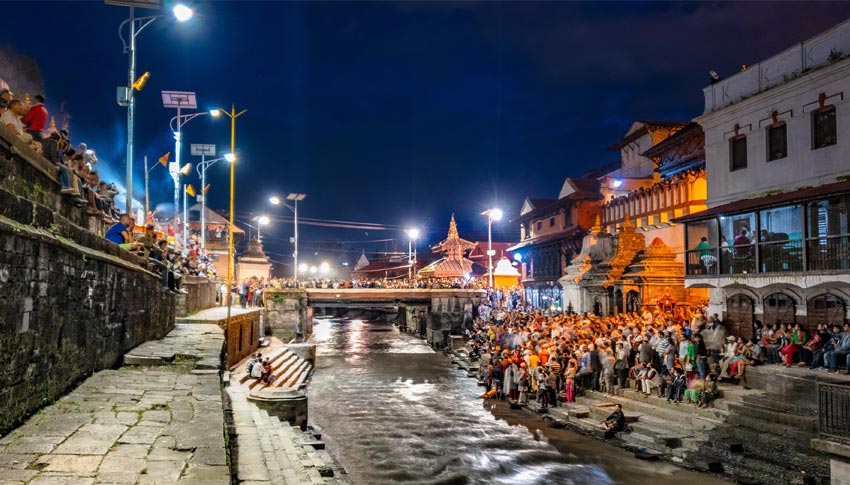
[431,214,475,254]
[417,257,475,279]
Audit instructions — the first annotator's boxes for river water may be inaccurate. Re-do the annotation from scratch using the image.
[306,317,727,485]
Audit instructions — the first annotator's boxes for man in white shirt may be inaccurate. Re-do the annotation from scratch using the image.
[1,100,31,143]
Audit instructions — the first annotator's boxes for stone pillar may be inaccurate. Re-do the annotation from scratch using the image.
[263,290,312,341]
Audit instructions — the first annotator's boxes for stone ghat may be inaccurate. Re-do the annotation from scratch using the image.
[0,127,175,435]
[451,348,835,485]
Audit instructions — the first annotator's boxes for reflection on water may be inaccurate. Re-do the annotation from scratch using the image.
[307,317,611,485]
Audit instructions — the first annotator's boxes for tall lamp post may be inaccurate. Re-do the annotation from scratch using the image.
[191,144,228,250]
[163,91,220,246]
[405,228,420,281]
[481,208,503,288]
[215,105,246,328]
[269,193,306,280]
[112,2,193,213]
[257,215,270,242]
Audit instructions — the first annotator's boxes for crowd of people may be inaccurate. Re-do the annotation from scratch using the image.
[0,88,125,223]
[264,277,486,290]
[466,305,760,420]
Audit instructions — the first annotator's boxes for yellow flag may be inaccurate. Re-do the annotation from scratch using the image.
[158,152,170,167]
[202,184,211,194]
[186,184,196,197]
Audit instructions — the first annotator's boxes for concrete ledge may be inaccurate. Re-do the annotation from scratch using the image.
[812,438,850,460]
[248,387,308,429]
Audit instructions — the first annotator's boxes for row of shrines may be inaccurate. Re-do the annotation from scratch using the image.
[508,18,850,336]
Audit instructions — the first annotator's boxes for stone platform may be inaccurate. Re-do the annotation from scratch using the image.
[0,324,228,485]
[176,306,263,368]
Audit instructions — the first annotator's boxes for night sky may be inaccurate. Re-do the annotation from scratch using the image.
[4,1,850,266]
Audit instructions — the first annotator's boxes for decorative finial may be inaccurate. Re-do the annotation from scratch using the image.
[448,213,459,238]
[591,215,602,234]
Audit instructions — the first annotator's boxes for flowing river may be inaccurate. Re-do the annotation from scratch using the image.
[306,317,728,485]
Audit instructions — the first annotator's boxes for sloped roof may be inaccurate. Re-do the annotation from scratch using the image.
[187,204,244,233]
[607,120,690,151]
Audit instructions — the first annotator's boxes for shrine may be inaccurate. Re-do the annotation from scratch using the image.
[417,215,479,280]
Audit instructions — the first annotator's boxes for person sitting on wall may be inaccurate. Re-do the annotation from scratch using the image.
[600,403,626,433]
[104,213,143,251]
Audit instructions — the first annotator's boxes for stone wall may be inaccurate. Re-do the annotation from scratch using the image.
[263,290,312,341]
[0,127,175,435]
[175,276,218,317]
[223,311,261,368]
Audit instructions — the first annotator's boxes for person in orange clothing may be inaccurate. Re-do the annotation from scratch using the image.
[539,346,550,367]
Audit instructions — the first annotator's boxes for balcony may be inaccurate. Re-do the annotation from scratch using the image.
[686,236,846,276]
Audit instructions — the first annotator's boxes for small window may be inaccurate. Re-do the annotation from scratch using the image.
[730,135,747,171]
[813,106,837,149]
[549,217,555,227]
[767,123,787,161]
[536,221,542,231]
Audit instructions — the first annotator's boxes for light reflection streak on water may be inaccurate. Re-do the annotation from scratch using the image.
[307,317,612,485]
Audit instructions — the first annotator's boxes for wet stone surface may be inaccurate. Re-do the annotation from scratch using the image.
[0,324,228,485]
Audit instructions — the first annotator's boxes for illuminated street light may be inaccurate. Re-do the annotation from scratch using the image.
[268,196,281,205]
[172,4,194,23]
[319,262,330,274]
[267,193,306,280]
[481,208,504,288]
[257,215,270,241]
[209,108,221,117]
[112,1,194,213]
[310,266,318,275]
[224,153,236,163]
[406,228,420,281]
[299,263,308,273]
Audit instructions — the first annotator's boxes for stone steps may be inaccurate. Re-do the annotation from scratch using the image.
[235,347,314,393]
[723,400,817,431]
[227,383,348,484]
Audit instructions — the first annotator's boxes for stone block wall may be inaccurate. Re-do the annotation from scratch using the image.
[263,290,312,341]
[176,276,218,317]
[223,311,260,367]
[0,128,175,435]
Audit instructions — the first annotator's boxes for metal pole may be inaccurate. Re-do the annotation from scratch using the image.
[125,6,136,214]
[408,238,412,281]
[488,216,493,288]
[173,107,182,246]
[144,155,149,220]
[293,199,299,280]
[200,155,206,250]
[227,105,236,321]
[183,184,188,244]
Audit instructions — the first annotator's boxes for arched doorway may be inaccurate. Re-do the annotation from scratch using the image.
[807,294,847,327]
[626,290,641,313]
[764,293,796,327]
[726,294,754,338]
[614,289,623,315]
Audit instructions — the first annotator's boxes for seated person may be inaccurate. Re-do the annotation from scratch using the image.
[600,403,625,432]
[104,214,143,251]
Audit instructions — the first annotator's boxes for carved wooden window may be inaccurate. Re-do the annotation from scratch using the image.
[767,122,787,161]
[730,135,747,171]
[812,106,837,149]
[549,217,555,228]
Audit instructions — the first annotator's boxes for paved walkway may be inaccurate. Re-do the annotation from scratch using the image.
[175,306,261,324]
[0,324,229,485]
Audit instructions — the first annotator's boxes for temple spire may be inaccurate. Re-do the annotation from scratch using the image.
[448,213,459,239]
[591,215,602,234]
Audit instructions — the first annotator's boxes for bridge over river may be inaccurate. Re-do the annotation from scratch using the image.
[263,288,487,346]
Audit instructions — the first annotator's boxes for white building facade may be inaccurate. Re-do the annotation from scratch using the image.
[680,19,850,336]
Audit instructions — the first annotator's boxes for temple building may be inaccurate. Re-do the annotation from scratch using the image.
[678,20,850,336]
[508,178,602,308]
[235,238,272,281]
[186,203,245,280]
[562,119,710,315]
[417,215,481,280]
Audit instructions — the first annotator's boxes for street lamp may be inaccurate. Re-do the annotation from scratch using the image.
[257,215,270,241]
[406,228,420,281]
[269,193,306,280]
[163,91,221,246]
[481,208,503,288]
[319,262,330,275]
[191,144,229,250]
[112,1,194,213]
[215,105,246,340]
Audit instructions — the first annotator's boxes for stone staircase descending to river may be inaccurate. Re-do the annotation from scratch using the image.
[233,346,314,393]
[227,382,348,484]
[450,348,831,485]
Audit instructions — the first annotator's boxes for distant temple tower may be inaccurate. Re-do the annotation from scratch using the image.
[417,214,476,279]
[236,238,272,281]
